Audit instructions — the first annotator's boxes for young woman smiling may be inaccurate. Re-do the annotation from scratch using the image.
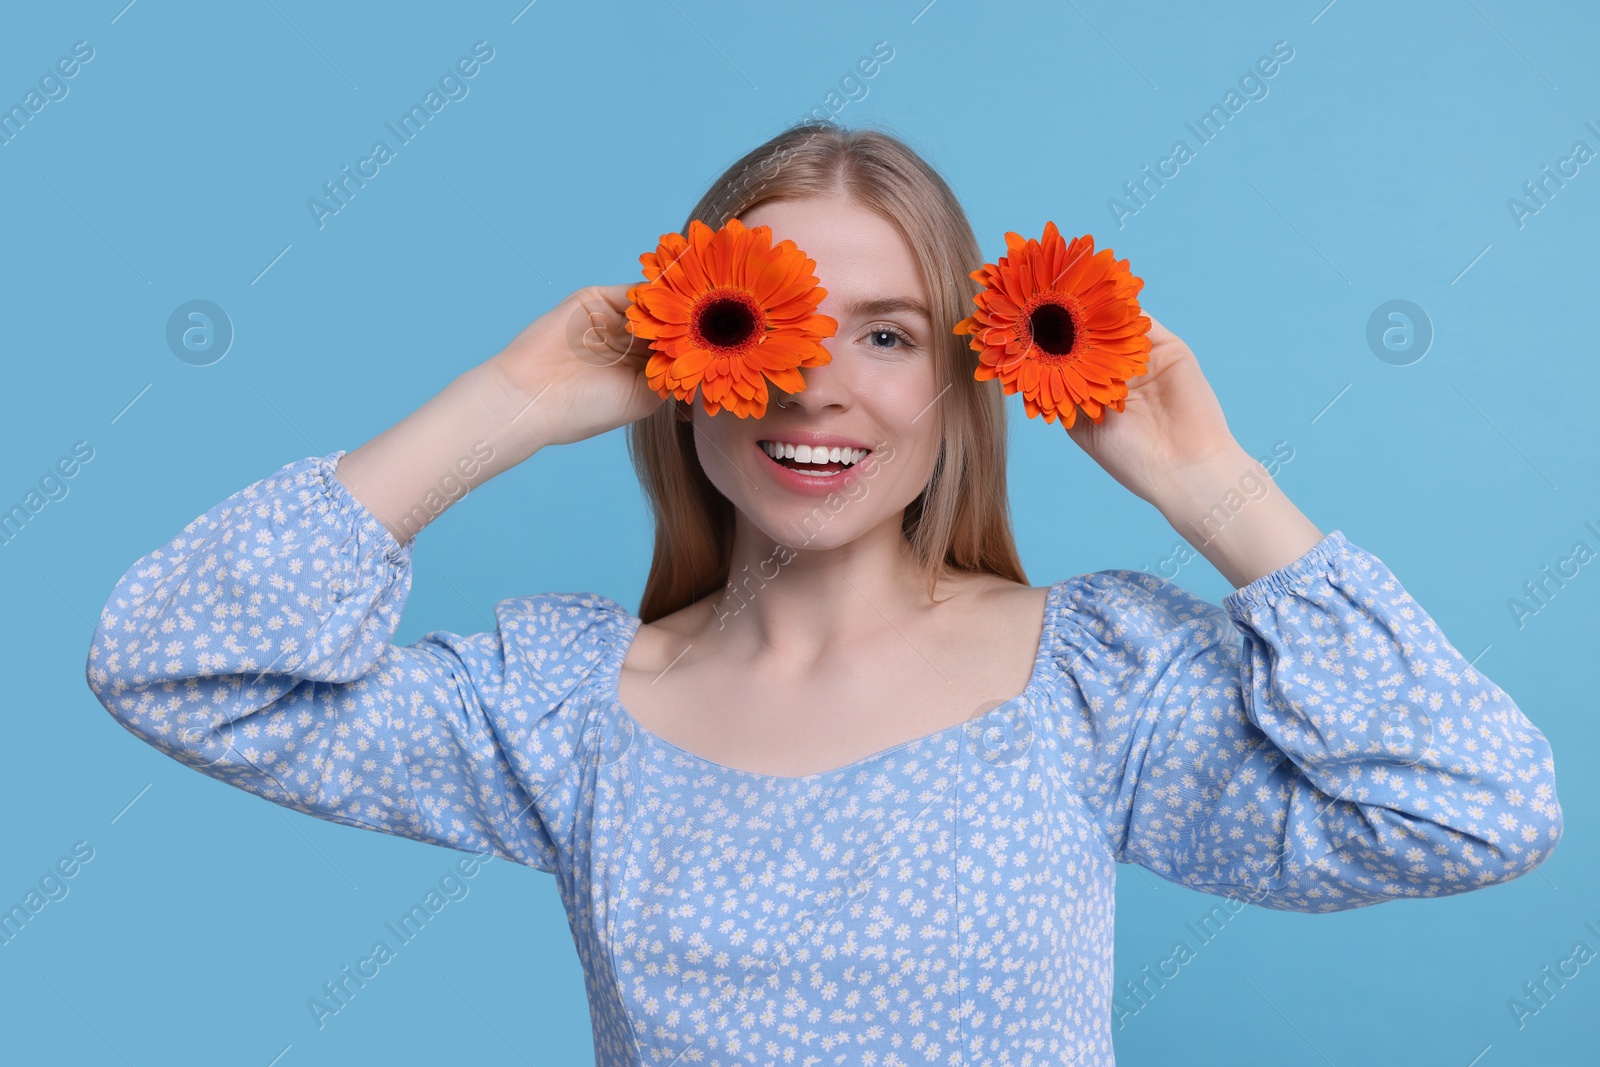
[86,122,1563,1065]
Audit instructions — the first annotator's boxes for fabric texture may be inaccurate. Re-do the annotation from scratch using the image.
[85,451,1563,1066]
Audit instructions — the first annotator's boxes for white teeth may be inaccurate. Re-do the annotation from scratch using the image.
[761,441,867,468]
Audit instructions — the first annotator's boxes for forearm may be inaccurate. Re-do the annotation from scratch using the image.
[333,360,549,546]
[1154,444,1325,590]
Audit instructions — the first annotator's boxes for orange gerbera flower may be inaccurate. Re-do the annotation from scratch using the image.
[624,217,837,419]
[953,222,1151,429]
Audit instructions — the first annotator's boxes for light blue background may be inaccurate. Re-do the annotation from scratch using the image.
[2,1,1596,1063]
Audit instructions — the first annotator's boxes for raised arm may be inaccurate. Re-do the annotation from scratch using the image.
[336,283,664,544]
[1048,314,1562,906]
[84,285,660,868]
[1058,531,1563,910]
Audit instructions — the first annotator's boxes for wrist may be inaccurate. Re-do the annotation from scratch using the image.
[334,364,544,547]
[464,359,553,467]
[1153,443,1257,526]
[1154,444,1324,589]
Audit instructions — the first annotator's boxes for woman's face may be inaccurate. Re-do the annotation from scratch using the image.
[690,194,945,553]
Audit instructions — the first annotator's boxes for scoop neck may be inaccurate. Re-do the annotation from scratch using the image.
[596,578,1068,783]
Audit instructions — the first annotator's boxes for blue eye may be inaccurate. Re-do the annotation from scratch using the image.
[867,325,916,350]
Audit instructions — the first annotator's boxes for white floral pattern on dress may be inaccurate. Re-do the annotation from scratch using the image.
[85,452,1563,1066]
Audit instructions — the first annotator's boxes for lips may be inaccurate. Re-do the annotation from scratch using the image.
[758,439,869,472]
[751,438,879,493]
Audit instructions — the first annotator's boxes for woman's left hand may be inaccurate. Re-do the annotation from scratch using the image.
[1063,315,1242,510]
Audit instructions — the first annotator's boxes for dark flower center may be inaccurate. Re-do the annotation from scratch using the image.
[699,296,759,349]
[1028,302,1077,356]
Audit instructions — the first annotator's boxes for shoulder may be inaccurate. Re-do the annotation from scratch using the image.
[619,594,715,677]
[1059,568,1222,629]
[931,571,1183,650]
[933,571,1052,643]
[496,589,637,625]
[1044,568,1235,676]
[936,570,1050,609]
[1047,530,1357,652]
[490,590,638,686]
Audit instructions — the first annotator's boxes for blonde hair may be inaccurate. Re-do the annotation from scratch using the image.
[628,120,1027,623]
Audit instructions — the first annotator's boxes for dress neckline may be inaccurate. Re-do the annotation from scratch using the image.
[596,578,1069,783]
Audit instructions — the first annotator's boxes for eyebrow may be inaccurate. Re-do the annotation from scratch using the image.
[842,296,932,322]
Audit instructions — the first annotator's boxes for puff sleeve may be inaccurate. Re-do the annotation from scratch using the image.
[1052,530,1564,911]
[84,451,614,874]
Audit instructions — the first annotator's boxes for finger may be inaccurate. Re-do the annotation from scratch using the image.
[567,288,650,368]
[596,281,637,316]
[598,283,656,356]
[598,321,653,367]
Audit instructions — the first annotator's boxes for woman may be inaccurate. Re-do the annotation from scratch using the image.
[85,122,1562,1065]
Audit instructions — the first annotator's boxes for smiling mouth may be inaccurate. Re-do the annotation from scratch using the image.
[758,440,870,476]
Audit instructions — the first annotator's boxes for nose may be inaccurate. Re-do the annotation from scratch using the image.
[771,345,851,414]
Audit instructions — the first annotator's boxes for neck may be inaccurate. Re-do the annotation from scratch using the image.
[705,508,939,671]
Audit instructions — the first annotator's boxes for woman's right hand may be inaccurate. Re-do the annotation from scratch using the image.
[485,283,666,449]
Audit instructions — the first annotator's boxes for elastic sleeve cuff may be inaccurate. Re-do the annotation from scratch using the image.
[1221,529,1350,619]
[312,450,413,569]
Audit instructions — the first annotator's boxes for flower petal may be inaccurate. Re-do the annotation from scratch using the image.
[627,218,840,415]
[954,222,1150,433]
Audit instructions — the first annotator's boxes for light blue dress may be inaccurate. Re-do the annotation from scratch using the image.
[84,451,1563,1066]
